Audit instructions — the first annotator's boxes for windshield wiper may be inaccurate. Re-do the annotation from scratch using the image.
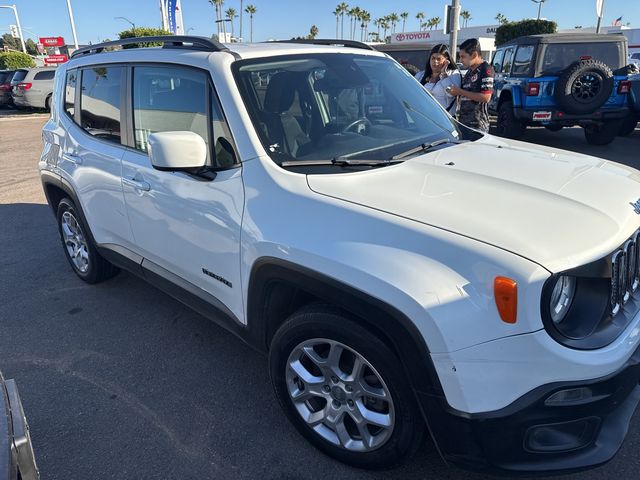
[391,138,459,160]
[281,158,403,167]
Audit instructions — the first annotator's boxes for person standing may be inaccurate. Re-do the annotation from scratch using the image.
[448,38,494,132]
[415,44,462,114]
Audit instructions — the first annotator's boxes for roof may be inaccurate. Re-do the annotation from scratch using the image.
[502,33,628,47]
[228,41,384,59]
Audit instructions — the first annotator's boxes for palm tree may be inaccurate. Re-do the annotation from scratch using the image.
[239,0,244,40]
[208,0,220,36]
[381,19,389,41]
[433,16,441,30]
[361,10,371,41]
[348,7,361,40]
[388,13,399,34]
[333,6,341,39]
[495,13,508,25]
[416,12,425,31]
[338,3,349,39]
[400,12,409,32]
[225,8,237,38]
[309,25,319,39]
[427,18,436,30]
[245,4,256,42]
[460,10,471,28]
[374,18,382,38]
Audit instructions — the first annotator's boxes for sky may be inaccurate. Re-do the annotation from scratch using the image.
[1,0,638,45]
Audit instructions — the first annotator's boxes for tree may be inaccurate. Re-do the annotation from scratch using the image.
[0,51,35,69]
[388,13,399,34]
[338,3,349,39]
[209,0,225,36]
[433,16,441,30]
[333,7,341,39]
[0,33,21,52]
[308,25,319,40]
[381,19,389,41]
[460,10,472,28]
[495,19,557,46]
[25,39,38,56]
[416,12,425,31]
[495,13,508,25]
[118,27,172,48]
[360,10,371,41]
[400,12,409,33]
[245,4,257,42]
[225,8,237,38]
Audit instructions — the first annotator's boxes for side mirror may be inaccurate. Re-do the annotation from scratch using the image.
[148,131,207,172]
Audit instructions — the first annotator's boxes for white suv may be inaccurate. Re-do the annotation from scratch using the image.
[39,36,640,474]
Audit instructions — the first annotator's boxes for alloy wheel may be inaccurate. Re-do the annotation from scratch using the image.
[285,338,395,452]
[61,211,90,273]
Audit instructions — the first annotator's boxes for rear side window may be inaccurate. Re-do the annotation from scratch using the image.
[132,65,209,158]
[0,72,11,84]
[34,70,55,81]
[12,70,28,83]
[541,43,623,75]
[501,48,515,74]
[64,70,77,119]
[511,46,535,75]
[80,66,123,143]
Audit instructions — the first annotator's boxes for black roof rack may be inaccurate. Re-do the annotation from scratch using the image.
[71,35,230,58]
[269,38,376,51]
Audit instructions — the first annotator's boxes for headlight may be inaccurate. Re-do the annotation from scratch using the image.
[549,275,575,324]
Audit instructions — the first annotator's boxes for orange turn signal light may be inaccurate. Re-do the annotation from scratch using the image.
[494,277,517,324]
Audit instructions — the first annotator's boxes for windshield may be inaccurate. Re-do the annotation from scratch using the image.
[540,42,623,75]
[233,53,470,164]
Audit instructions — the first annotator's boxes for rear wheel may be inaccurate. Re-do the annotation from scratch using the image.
[496,101,526,139]
[584,120,623,146]
[269,305,425,469]
[56,198,119,283]
[619,114,638,136]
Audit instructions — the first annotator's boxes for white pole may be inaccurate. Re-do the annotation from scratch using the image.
[65,0,79,49]
[0,5,26,52]
[449,0,460,63]
[159,0,168,31]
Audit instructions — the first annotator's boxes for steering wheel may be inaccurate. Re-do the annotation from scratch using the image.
[341,117,372,135]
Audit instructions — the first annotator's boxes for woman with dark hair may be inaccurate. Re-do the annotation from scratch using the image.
[415,43,462,114]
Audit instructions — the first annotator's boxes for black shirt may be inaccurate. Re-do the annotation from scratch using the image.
[457,61,494,132]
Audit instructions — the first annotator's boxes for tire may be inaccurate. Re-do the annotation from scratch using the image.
[544,124,564,132]
[269,304,425,470]
[44,95,51,112]
[496,101,526,139]
[56,198,119,283]
[619,114,638,136]
[555,60,613,115]
[584,120,623,146]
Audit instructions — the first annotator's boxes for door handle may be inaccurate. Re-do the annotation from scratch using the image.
[62,153,83,165]
[123,177,151,192]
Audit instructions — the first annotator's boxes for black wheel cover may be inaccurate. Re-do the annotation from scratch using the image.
[555,59,613,115]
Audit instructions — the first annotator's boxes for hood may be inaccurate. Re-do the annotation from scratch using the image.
[306,136,640,272]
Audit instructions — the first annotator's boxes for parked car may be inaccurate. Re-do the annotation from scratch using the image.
[0,370,39,480]
[489,33,632,145]
[628,51,640,67]
[11,67,56,111]
[620,72,640,135]
[40,36,640,475]
[0,70,15,107]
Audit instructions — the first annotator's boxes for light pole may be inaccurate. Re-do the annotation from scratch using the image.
[596,0,605,34]
[449,0,461,63]
[215,18,231,41]
[531,0,547,20]
[115,16,136,32]
[65,0,79,49]
[0,4,26,52]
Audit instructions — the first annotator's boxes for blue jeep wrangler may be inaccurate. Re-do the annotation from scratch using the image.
[489,33,632,145]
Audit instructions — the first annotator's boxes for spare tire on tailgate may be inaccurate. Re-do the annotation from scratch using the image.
[555,59,614,115]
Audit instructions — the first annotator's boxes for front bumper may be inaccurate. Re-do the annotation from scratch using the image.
[514,107,629,126]
[419,342,640,475]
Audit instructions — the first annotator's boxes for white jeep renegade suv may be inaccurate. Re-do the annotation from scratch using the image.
[39,36,640,474]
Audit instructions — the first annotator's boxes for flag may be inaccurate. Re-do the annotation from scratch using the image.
[612,16,622,26]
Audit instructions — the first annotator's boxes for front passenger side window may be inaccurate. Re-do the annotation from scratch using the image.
[132,66,209,161]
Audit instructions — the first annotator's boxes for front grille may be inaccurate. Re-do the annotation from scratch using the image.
[611,231,640,316]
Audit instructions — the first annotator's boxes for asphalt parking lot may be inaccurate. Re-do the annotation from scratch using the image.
[1,115,639,479]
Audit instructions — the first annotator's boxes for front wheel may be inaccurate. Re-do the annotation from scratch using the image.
[56,198,119,283]
[584,120,623,145]
[269,305,425,469]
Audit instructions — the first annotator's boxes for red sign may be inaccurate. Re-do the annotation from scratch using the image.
[39,37,65,47]
[44,54,68,64]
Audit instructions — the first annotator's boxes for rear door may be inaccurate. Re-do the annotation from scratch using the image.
[489,49,505,111]
[30,69,56,108]
[120,64,245,320]
[57,65,134,247]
